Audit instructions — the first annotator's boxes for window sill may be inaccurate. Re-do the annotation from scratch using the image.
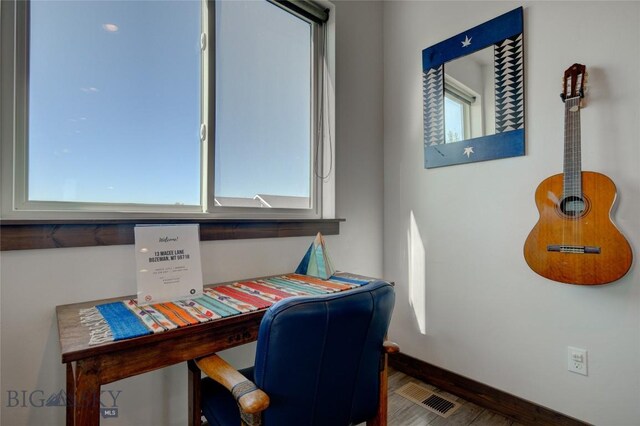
[0,218,344,251]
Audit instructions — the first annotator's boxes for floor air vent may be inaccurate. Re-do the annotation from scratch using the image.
[395,382,461,418]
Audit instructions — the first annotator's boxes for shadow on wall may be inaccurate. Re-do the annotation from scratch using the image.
[408,211,427,334]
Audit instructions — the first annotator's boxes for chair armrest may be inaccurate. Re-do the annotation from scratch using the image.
[383,341,400,354]
[195,354,270,415]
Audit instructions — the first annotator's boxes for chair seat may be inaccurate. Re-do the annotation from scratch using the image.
[201,367,255,426]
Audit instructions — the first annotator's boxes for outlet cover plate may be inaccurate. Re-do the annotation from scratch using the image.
[568,346,588,376]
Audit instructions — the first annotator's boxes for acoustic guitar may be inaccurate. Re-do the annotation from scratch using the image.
[523,64,632,285]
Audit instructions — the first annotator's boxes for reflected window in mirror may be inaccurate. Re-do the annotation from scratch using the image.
[444,77,476,143]
[444,45,495,143]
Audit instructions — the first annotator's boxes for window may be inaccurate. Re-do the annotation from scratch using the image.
[444,78,475,143]
[0,0,333,219]
[215,1,312,210]
[27,1,201,207]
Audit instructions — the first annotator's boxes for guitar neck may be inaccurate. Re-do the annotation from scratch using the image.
[563,96,582,198]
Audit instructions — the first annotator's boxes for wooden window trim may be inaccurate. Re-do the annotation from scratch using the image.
[0,218,344,251]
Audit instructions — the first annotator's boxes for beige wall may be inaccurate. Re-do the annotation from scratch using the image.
[383,2,640,424]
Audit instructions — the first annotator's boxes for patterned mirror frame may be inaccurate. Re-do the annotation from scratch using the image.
[423,7,524,168]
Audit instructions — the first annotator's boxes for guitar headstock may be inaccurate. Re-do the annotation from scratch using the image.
[561,63,587,103]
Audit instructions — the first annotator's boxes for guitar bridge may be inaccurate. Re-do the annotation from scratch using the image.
[547,245,601,254]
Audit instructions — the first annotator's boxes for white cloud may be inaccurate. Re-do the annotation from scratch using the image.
[81,87,99,93]
[102,23,119,33]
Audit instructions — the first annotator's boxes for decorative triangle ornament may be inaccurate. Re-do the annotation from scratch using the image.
[295,232,336,280]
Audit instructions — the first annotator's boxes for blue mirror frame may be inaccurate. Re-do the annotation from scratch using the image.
[423,7,524,168]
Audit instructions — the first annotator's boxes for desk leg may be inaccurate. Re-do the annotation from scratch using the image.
[188,360,202,426]
[66,363,76,425]
[73,358,102,426]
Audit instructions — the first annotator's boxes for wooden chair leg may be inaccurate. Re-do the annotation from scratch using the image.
[188,360,202,426]
[367,352,389,426]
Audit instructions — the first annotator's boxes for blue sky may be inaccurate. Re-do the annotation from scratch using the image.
[444,96,464,143]
[28,0,311,206]
[215,0,311,199]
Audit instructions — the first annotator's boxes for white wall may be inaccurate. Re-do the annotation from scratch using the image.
[384,2,640,425]
[0,2,384,425]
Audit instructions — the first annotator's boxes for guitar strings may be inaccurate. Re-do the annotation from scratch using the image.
[562,93,570,250]
[563,95,581,253]
[560,99,571,250]
[577,96,581,251]
[574,96,578,250]
[570,87,576,251]
[571,95,582,253]
[561,74,584,260]
[571,96,579,250]
[578,72,585,255]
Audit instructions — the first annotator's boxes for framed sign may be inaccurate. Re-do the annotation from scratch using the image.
[134,224,203,304]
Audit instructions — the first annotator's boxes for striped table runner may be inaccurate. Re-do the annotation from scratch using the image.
[80,274,371,345]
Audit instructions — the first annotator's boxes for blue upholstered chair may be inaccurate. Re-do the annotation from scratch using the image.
[190,280,397,426]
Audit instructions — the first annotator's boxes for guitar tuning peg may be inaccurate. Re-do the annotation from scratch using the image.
[580,87,588,107]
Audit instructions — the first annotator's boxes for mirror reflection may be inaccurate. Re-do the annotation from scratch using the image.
[443,46,495,143]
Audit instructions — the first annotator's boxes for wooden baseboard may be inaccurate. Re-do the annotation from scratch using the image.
[389,352,589,426]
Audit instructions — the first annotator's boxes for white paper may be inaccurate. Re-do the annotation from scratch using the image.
[134,224,203,305]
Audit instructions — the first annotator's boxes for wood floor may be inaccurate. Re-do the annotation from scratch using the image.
[385,367,524,426]
[201,366,520,426]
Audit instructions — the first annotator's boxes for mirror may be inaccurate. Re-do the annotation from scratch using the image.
[422,7,524,168]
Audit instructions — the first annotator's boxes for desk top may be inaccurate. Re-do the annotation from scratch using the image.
[56,272,380,364]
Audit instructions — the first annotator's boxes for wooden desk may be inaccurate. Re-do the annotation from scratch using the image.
[56,273,375,425]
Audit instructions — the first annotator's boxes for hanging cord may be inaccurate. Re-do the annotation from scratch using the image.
[314,22,333,180]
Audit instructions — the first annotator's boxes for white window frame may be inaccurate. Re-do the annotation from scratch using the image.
[0,0,335,221]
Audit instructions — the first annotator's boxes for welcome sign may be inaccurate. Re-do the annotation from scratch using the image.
[134,224,203,305]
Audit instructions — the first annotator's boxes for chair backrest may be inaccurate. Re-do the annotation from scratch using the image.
[252,280,395,426]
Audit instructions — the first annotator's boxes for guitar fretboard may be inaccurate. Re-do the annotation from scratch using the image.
[563,96,582,198]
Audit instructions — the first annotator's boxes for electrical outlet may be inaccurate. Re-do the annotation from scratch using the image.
[568,347,588,376]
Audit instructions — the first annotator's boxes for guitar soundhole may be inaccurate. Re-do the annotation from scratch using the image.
[559,196,587,217]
